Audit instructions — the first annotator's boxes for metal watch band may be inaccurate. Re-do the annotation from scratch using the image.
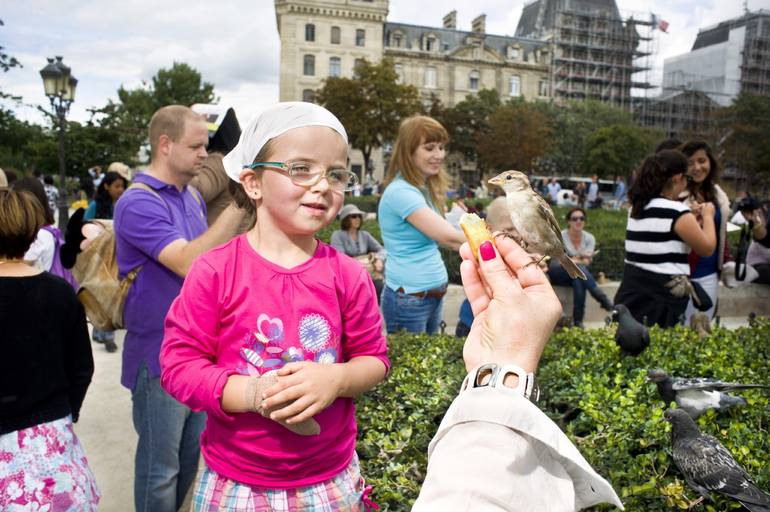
[461,363,540,403]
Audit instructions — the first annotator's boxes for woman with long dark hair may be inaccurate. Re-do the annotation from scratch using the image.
[614,150,717,327]
[679,140,729,321]
[377,116,466,334]
[83,170,128,221]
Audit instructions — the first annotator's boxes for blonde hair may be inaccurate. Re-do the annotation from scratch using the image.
[0,188,45,259]
[148,105,203,159]
[384,115,449,209]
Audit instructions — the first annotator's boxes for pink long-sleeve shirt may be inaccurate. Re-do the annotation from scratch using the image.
[160,235,389,488]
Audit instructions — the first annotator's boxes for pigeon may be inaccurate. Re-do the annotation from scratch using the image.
[664,408,770,511]
[647,369,769,419]
[610,304,650,356]
[487,170,586,280]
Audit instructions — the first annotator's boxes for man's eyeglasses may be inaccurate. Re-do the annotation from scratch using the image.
[243,161,358,192]
[569,216,585,222]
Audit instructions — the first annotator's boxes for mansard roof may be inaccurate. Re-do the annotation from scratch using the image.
[384,21,548,61]
[515,0,622,38]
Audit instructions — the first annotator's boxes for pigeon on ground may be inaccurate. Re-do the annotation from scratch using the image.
[648,369,769,419]
[610,304,650,356]
[664,409,770,511]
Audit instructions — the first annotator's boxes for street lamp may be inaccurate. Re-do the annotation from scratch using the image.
[40,56,78,230]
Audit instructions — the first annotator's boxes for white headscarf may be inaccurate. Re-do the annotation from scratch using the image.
[223,102,348,182]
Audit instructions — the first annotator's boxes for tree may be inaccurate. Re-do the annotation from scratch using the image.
[582,123,654,179]
[91,62,217,164]
[476,101,554,173]
[719,93,770,193]
[548,100,636,175]
[315,58,421,177]
[441,89,501,163]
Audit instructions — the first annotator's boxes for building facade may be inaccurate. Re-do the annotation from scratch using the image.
[275,0,552,181]
[661,9,770,107]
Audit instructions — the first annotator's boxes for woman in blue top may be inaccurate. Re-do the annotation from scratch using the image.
[83,170,128,352]
[378,116,466,334]
[679,140,729,321]
[83,171,128,221]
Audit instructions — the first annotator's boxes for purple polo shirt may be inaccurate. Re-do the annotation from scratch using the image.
[114,172,207,390]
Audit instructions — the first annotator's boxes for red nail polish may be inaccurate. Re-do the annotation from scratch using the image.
[479,241,495,261]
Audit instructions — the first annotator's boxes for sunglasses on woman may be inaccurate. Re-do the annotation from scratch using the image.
[569,216,585,222]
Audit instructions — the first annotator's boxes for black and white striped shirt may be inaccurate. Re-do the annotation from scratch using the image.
[625,197,690,275]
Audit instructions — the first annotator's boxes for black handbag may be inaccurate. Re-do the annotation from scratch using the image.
[734,223,752,282]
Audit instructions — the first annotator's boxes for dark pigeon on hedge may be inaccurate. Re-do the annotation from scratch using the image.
[610,304,649,356]
[664,409,770,512]
[647,369,769,419]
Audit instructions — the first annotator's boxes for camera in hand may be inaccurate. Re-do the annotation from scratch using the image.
[737,196,760,214]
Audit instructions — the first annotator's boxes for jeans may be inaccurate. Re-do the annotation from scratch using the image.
[548,261,598,322]
[381,285,444,334]
[131,364,206,512]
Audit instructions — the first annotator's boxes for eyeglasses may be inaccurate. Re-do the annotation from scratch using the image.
[243,161,358,192]
[685,175,694,184]
[569,216,585,221]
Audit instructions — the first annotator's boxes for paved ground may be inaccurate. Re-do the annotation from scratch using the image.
[75,315,751,511]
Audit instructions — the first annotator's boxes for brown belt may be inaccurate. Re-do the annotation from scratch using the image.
[396,285,447,299]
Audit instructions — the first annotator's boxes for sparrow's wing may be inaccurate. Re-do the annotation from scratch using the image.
[675,435,770,507]
[533,193,565,243]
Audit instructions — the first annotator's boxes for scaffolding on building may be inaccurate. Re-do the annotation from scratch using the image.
[740,12,770,97]
[549,8,655,111]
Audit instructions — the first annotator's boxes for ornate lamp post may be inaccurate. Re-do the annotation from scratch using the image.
[39,56,78,230]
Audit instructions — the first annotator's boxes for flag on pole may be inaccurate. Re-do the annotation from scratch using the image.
[659,19,670,32]
[651,14,670,32]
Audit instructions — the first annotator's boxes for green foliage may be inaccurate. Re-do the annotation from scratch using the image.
[355,321,770,511]
[583,124,656,179]
[476,100,555,172]
[316,58,421,176]
[437,89,501,164]
[719,93,770,194]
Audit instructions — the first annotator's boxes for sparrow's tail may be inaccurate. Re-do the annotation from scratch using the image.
[558,255,587,280]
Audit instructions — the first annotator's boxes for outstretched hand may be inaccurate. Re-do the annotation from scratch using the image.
[459,235,562,373]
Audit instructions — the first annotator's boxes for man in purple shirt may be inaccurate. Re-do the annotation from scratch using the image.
[114,105,245,512]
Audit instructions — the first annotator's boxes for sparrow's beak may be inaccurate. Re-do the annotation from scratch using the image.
[488,176,502,187]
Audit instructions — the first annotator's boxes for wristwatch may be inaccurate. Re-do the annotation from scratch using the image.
[461,363,540,403]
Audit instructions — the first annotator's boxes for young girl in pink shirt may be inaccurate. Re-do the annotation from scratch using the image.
[160,102,389,511]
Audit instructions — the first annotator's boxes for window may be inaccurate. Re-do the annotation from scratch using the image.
[424,66,437,88]
[353,58,364,77]
[539,80,549,96]
[509,75,521,96]
[302,89,315,103]
[394,63,404,84]
[331,26,341,44]
[329,57,341,77]
[426,36,436,51]
[469,70,480,91]
[303,54,315,76]
[356,29,365,47]
[393,34,402,47]
[305,24,315,42]
[508,46,520,60]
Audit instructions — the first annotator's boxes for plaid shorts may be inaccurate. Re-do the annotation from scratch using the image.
[192,453,365,511]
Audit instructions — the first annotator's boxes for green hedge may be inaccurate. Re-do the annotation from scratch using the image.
[355,319,770,511]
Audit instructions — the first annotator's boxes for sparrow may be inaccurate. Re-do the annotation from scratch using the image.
[664,409,770,511]
[488,171,586,280]
[648,369,769,419]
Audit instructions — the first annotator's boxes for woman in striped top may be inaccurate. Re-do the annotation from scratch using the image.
[614,150,717,327]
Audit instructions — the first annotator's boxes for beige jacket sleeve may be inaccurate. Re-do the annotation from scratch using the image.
[412,387,624,512]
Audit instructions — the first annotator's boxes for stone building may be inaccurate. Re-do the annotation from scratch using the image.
[274,0,551,181]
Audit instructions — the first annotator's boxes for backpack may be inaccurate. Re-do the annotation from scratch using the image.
[70,182,201,331]
[43,225,79,289]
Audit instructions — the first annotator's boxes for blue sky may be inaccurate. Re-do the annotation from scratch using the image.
[0,0,760,127]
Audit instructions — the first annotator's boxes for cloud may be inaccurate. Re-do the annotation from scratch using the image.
[0,0,752,125]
